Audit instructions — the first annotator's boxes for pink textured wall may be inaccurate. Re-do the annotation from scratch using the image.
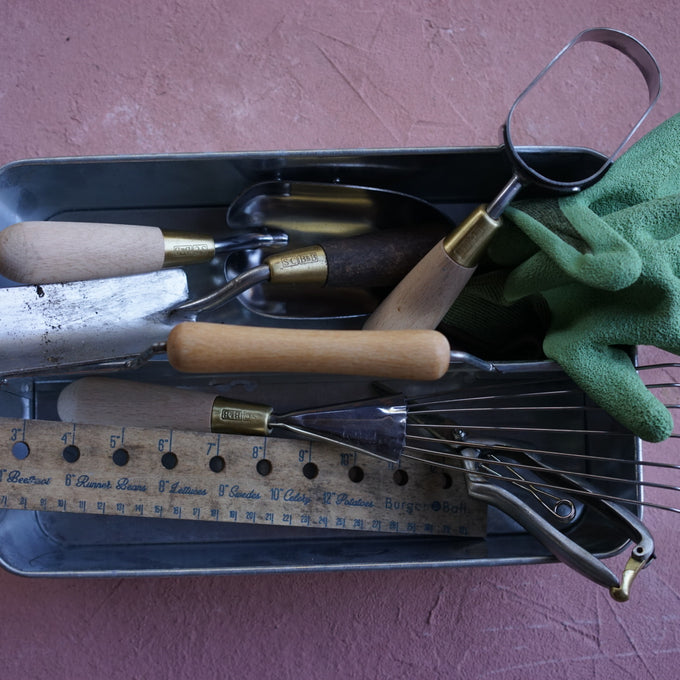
[2,1,680,678]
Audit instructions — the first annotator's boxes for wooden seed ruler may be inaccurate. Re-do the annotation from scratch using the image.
[0,417,487,537]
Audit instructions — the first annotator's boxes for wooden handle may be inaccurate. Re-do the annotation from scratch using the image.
[166,322,451,380]
[363,239,476,330]
[57,377,216,431]
[321,226,446,288]
[0,221,167,284]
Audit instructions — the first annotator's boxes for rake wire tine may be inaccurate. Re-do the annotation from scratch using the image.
[406,388,580,409]
[405,376,680,411]
[399,450,680,514]
[637,363,680,371]
[407,405,606,414]
[402,439,680,496]
[407,399,680,413]
[406,431,680,470]
[408,422,623,437]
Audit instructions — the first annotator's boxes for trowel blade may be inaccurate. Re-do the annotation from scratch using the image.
[0,269,189,378]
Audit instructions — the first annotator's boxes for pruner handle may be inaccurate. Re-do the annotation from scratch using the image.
[461,446,655,601]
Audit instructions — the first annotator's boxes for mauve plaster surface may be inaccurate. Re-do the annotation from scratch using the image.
[1,1,680,678]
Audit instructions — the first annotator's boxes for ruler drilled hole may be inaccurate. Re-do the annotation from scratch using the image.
[393,469,408,486]
[161,452,178,470]
[442,472,453,489]
[209,456,225,473]
[348,466,364,483]
[256,459,272,476]
[62,445,80,463]
[112,448,129,466]
[302,462,318,480]
[11,441,29,460]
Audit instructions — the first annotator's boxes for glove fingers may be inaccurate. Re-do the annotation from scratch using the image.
[543,338,674,442]
[583,112,680,212]
[504,204,641,291]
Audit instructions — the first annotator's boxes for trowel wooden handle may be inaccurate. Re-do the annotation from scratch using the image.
[166,322,451,380]
[362,238,476,330]
[363,207,501,330]
[58,378,273,436]
[57,377,217,431]
[0,221,215,284]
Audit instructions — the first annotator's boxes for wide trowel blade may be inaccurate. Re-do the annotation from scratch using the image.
[0,269,189,378]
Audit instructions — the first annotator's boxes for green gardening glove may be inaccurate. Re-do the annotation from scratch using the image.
[484,113,680,441]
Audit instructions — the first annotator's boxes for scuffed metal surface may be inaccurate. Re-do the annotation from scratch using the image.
[1,1,680,679]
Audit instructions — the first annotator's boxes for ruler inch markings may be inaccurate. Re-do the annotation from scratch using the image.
[0,417,486,537]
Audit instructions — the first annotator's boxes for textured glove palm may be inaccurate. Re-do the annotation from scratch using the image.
[484,113,680,442]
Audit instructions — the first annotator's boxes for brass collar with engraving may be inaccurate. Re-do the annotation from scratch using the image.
[265,245,328,285]
[162,231,216,267]
[211,398,273,436]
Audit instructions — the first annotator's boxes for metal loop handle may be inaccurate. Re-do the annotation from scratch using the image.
[503,27,661,194]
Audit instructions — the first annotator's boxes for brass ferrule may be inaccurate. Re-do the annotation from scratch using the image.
[442,206,502,268]
[210,398,273,436]
[162,231,216,267]
[265,245,328,285]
